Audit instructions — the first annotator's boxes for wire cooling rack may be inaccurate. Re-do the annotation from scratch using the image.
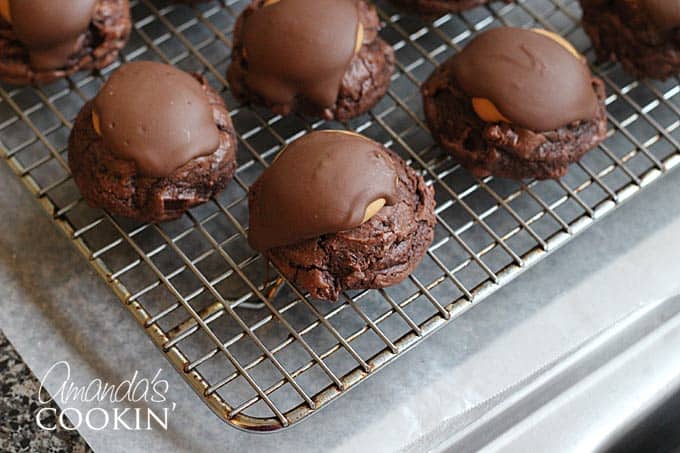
[1,0,679,432]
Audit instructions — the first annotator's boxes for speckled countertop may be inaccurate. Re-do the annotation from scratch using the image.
[0,331,91,453]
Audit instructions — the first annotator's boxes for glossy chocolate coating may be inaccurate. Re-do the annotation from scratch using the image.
[241,0,359,111]
[451,27,599,132]
[10,0,96,70]
[93,61,220,178]
[248,131,400,252]
[642,0,680,31]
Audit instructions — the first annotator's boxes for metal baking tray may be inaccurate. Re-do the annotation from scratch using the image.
[1,0,678,432]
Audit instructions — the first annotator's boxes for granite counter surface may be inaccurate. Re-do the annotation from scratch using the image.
[0,330,91,452]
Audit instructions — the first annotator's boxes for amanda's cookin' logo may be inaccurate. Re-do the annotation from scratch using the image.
[35,361,176,431]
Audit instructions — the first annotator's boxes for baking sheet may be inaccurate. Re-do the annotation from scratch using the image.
[3,0,680,434]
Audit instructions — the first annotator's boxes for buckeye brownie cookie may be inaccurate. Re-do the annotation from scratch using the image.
[69,61,238,223]
[0,0,131,85]
[248,131,436,301]
[389,0,512,17]
[581,0,680,79]
[227,0,395,121]
[422,27,607,180]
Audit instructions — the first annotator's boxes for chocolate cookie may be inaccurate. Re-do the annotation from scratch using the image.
[227,0,395,121]
[422,27,608,180]
[580,0,680,80]
[69,61,238,223]
[248,131,436,301]
[0,0,131,86]
[389,0,512,16]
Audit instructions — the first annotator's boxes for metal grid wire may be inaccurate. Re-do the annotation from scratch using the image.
[1,0,679,432]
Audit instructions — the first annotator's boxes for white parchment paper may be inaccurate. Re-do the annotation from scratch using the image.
[2,160,680,452]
